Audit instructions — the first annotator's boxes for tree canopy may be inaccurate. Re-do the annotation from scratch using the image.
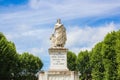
[76,30,120,80]
[0,32,43,80]
[67,51,77,71]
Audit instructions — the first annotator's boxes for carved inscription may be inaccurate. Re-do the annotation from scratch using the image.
[51,52,66,66]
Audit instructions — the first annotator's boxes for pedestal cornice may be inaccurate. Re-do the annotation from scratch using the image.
[49,47,68,53]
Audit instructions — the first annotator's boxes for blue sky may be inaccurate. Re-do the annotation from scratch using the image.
[0,0,120,70]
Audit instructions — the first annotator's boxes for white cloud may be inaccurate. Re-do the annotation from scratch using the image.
[6,26,51,41]
[66,22,116,54]
[30,47,44,56]
[8,22,116,55]
[29,0,41,9]
[0,0,120,28]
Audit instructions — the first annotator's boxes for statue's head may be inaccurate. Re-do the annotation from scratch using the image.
[57,19,61,24]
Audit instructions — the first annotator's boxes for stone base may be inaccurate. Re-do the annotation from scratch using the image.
[38,70,79,80]
[38,47,79,80]
[49,48,68,70]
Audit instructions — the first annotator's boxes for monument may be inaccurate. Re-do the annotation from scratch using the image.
[38,19,79,80]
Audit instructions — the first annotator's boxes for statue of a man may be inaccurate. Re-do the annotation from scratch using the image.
[50,19,67,48]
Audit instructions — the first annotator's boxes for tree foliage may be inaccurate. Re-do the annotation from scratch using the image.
[0,32,43,80]
[0,32,18,80]
[90,42,104,80]
[75,30,120,80]
[15,52,43,80]
[77,50,91,80]
[67,51,77,71]
[115,30,120,79]
[102,31,118,80]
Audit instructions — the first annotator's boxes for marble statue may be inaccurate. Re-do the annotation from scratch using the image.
[50,19,67,47]
[39,19,79,80]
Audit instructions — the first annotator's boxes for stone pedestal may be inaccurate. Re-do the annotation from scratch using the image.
[38,48,79,80]
[49,48,68,71]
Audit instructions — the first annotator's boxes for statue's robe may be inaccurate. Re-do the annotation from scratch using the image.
[54,24,67,47]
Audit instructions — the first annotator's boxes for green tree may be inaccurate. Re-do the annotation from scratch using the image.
[116,30,120,79]
[18,52,43,80]
[90,30,120,80]
[0,32,18,80]
[90,42,105,80]
[75,30,120,80]
[102,31,117,80]
[0,32,43,80]
[77,50,91,80]
[67,51,77,71]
